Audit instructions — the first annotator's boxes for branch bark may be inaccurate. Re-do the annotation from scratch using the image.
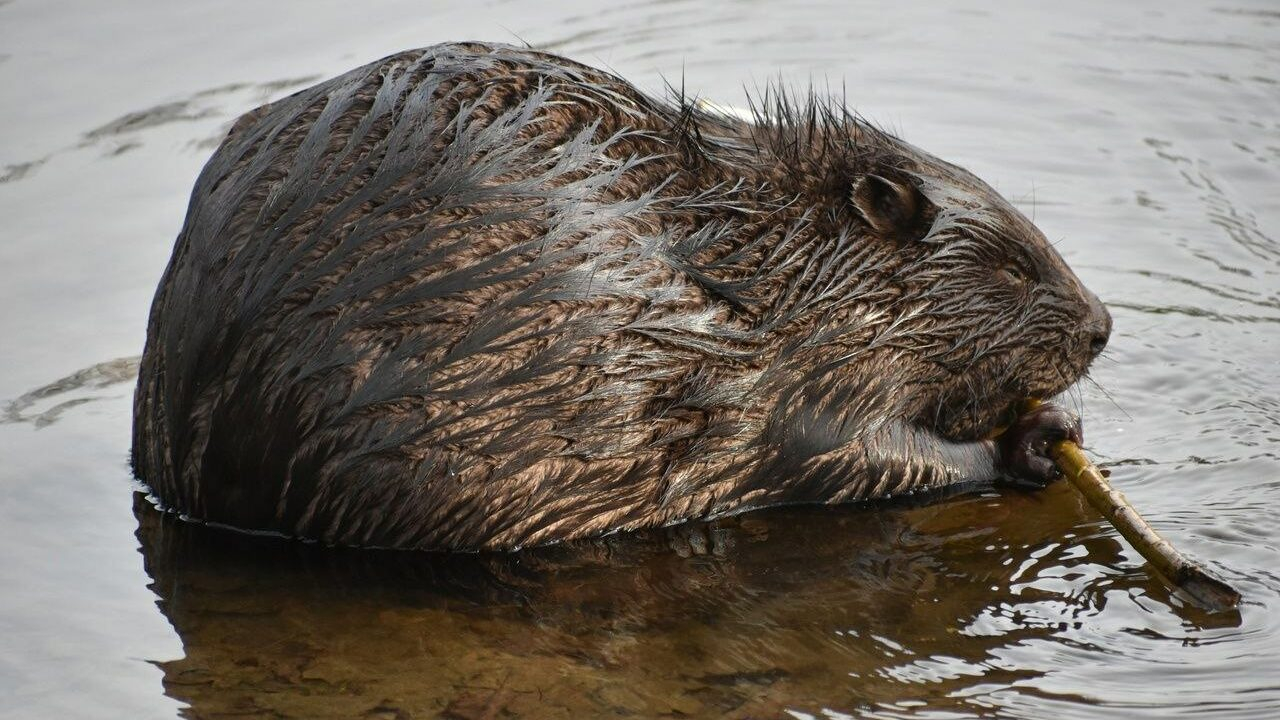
[1050,438,1240,612]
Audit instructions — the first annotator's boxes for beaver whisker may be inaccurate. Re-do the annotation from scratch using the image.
[1083,372,1131,421]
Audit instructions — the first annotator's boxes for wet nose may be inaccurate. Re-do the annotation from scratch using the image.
[1089,328,1109,357]
[1085,292,1112,358]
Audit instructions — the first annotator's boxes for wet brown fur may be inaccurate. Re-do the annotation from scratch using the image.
[132,42,1110,550]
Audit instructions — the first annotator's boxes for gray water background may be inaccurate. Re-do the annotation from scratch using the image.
[1,1,1278,718]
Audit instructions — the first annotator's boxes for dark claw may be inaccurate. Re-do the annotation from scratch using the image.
[665,523,731,557]
[997,403,1083,490]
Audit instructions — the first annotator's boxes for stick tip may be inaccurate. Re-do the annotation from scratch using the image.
[1178,568,1242,613]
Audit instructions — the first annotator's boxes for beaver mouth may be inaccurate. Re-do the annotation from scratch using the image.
[927,374,1076,442]
[929,397,1019,442]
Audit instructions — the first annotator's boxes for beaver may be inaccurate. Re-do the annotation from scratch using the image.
[132,41,1111,551]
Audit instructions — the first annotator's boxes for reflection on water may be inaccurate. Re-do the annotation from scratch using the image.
[2,357,139,428]
[2,0,1279,718]
[136,486,1184,719]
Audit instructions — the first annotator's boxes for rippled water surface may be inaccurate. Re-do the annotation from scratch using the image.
[2,1,1278,718]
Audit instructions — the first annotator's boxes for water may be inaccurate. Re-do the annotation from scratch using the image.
[1,1,1277,717]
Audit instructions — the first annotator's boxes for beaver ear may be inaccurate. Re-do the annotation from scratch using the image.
[850,174,930,238]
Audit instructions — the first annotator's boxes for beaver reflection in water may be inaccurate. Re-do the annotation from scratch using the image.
[132,42,1111,551]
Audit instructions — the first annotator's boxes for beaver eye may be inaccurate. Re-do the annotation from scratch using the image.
[1001,263,1032,287]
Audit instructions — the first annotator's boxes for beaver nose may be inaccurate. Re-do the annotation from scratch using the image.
[1085,292,1112,359]
[1089,327,1109,357]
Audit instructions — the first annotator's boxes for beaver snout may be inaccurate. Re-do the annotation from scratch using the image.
[1084,291,1112,359]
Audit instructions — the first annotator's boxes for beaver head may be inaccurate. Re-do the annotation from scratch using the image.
[838,135,1112,441]
[736,107,1112,444]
